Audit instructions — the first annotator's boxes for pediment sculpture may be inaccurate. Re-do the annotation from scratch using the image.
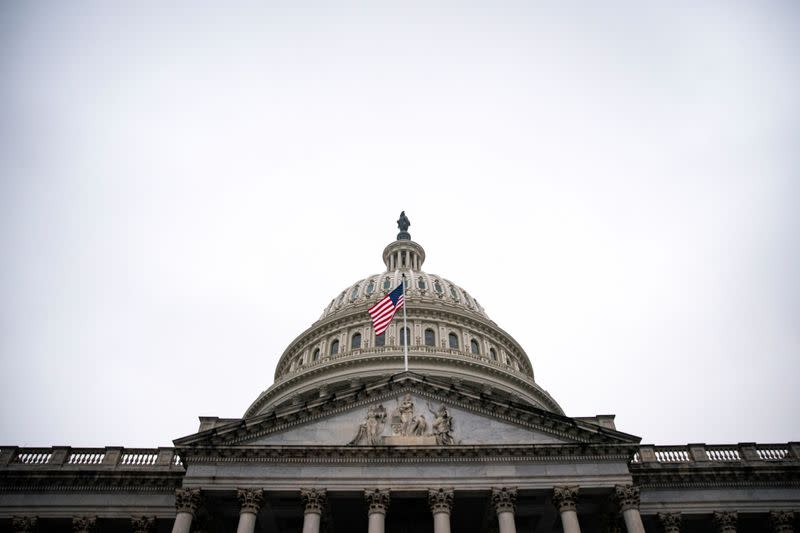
[348,394,455,446]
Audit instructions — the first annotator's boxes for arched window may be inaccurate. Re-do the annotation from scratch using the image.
[400,327,410,346]
[312,348,320,361]
[448,333,459,349]
[424,328,435,347]
[350,285,360,302]
[336,292,345,306]
[330,340,339,356]
[417,277,427,290]
[490,348,497,361]
[505,355,512,366]
[375,333,386,347]
[366,279,376,295]
[351,332,362,349]
[470,339,480,355]
[383,277,392,290]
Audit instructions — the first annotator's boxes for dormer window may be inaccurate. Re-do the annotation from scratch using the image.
[449,286,460,301]
[434,280,443,294]
[383,277,392,290]
[350,285,360,302]
[417,277,427,290]
[366,279,376,295]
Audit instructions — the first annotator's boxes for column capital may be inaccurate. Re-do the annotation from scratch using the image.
[552,485,579,513]
[11,516,38,533]
[428,488,454,515]
[658,512,681,533]
[713,511,738,533]
[175,488,202,515]
[365,488,391,515]
[613,484,640,512]
[238,488,264,514]
[301,488,328,515]
[769,510,795,533]
[491,487,518,513]
[72,516,97,533]
[131,516,156,533]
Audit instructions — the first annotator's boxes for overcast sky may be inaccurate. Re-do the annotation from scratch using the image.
[1,1,798,448]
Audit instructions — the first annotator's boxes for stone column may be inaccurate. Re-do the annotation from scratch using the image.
[491,487,518,533]
[132,516,156,533]
[171,488,201,533]
[658,512,681,533]
[365,488,391,533]
[301,488,327,533]
[613,485,644,533]
[770,511,795,533]
[11,517,38,533]
[72,517,97,533]
[236,489,264,533]
[428,488,454,533]
[713,511,737,533]
[552,486,581,533]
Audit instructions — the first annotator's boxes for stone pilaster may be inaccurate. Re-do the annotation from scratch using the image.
[172,488,201,533]
[365,489,391,533]
[12,517,38,533]
[658,512,681,533]
[236,489,264,533]
[770,511,794,533]
[301,488,327,533]
[613,485,644,533]
[553,486,581,533]
[429,488,454,533]
[491,487,518,533]
[713,511,738,533]
[72,516,97,533]
[131,516,156,533]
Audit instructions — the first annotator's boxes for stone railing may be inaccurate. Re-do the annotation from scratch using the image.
[0,446,184,469]
[632,443,799,465]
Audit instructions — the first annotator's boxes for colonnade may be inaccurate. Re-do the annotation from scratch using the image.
[167,484,650,533]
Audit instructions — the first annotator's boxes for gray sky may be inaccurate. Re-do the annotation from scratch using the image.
[1,1,798,448]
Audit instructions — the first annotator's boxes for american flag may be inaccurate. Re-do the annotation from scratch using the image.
[368,282,405,336]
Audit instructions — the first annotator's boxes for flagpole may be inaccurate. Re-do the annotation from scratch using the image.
[402,273,408,372]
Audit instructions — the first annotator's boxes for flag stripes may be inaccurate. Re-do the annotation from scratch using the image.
[368,283,405,336]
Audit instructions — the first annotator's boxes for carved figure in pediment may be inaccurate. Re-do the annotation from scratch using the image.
[348,404,387,445]
[410,414,428,436]
[428,401,455,445]
[390,393,429,436]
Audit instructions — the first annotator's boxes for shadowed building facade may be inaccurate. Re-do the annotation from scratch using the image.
[1,215,798,533]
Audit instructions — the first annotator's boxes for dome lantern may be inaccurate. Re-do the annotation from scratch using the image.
[382,211,425,271]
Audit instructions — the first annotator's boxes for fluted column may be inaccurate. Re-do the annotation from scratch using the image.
[614,485,644,533]
[72,516,97,533]
[658,512,681,533]
[236,489,264,533]
[365,489,391,533]
[12,517,38,533]
[428,488,454,533]
[301,488,327,533]
[132,516,156,533]
[770,511,795,533]
[171,488,201,533]
[552,486,581,533]
[713,511,737,533]
[491,487,518,533]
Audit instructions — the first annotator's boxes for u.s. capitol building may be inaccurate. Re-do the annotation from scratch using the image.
[1,214,798,533]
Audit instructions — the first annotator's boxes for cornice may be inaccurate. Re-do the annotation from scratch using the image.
[0,471,184,494]
[631,462,800,488]
[178,443,637,465]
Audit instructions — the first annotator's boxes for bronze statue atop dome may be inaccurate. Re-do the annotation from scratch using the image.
[397,211,411,240]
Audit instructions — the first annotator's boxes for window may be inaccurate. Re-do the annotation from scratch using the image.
[470,339,480,355]
[448,333,459,349]
[336,292,345,306]
[400,327,410,346]
[351,333,362,349]
[417,277,427,290]
[490,348,497,361]
[350,285,359,302]
[312,348,320,361]
[449,286,460,301]
[366,279,375,295]
[375,333,386,347]
[330,340,339,356]
[424,328,435,347]
[434,280,443,294]
[383,277,392,290]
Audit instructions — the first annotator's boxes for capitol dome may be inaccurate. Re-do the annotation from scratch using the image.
[244,214,564,418]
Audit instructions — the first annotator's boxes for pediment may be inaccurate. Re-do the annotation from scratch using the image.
[174,374,639,449]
